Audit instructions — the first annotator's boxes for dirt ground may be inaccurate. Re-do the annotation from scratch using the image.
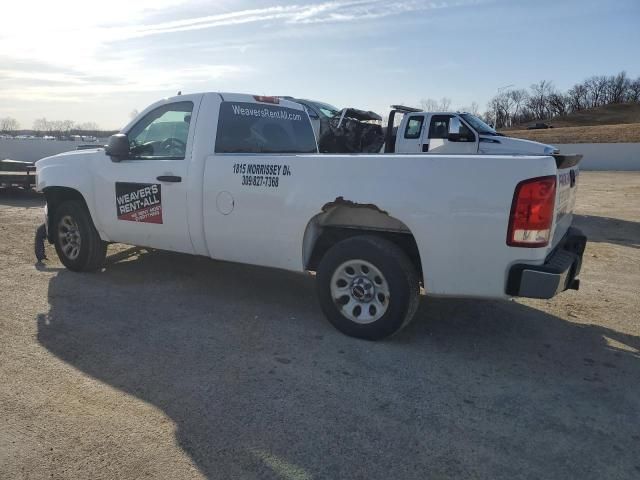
[1,172,639,480]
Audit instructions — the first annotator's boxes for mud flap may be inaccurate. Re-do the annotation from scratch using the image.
[34,223,47,262]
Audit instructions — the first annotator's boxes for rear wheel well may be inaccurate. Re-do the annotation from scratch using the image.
[43,187,89,243]
[306,226,423,284]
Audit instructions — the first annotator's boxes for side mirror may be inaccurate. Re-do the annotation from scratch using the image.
[447,117,462,142]
[105,133,130,162]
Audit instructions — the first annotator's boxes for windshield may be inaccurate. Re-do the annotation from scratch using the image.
[308,101,340,118]
[460,113,496,135]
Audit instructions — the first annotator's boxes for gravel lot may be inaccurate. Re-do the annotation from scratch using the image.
[1,172,639,480]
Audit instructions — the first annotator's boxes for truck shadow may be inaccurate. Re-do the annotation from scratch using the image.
[37,249,640,479]
[573,214,640,249]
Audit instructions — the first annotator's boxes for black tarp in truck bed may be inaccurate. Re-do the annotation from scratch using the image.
[318,108,384,154]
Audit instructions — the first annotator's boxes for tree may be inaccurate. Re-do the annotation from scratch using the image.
[487,89,523,128]
[498,93,514,127]
[527,80,554,120]
[628,77,640,103]
[605,71,630,104]
[482,110,496,127]
[420,98,439,111]
[76,121,99,131]
[0,117,20,132]
[33,117,51,132]
[548,92,568,117]
[60,120,75,132]
[457,102,480,115]
[439,97,452,111]
[507,89,528,123]
[584,75,608,107]
[567,83,589,111]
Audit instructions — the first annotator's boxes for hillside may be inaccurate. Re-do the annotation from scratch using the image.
[506,103,640,129]
[501,103,640,143]
[504,123,640,144]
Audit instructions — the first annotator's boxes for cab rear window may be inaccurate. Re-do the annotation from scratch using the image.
[215,102,317,154]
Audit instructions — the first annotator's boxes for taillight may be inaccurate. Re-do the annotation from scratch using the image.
[507,176,556,247]
[253,95,279,104]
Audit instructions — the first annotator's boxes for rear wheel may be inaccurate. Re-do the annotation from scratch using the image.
[316,235,420,340]
[53,201,106,272]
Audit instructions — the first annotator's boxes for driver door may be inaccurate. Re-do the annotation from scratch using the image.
[426,115,478,154]
[93,98,200,253]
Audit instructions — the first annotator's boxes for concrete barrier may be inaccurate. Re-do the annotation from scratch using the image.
[554,143,640,171]
[0,139,104,163]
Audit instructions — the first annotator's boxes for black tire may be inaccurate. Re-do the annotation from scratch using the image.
[316,235,420,340]
[52,200,107,272]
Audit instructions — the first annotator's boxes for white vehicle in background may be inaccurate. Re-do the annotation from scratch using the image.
[36,92,585,340]
[385,105,559,155]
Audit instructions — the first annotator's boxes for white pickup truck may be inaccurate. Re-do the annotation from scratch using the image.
[35,92,586,340]
[385,105,559,155]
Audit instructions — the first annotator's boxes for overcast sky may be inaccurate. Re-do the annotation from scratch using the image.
[1,0,639,130]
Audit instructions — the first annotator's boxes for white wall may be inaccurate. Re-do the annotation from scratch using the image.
[554,143,640,171]
[2,139,639,170]
[0,139,103,163]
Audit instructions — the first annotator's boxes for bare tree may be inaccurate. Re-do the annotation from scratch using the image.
[628,77,640,103]
[0,117,20,132]
[76,121,100,131]
[605,71,630,104]
[457,102,481,115]
[439,97,452,111]
[50,120,65,133]
[60,120,75,133]
[584,75,609,107]
[33,117,51,133]
[507,89,528,123]
[527,80,554,120]
[482,110,496,126]
[547,92,568,117]
[567,83,589,111]
[487,93,514,128]
[420,98,439,111]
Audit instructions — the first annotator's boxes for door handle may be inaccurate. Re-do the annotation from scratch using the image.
[156,175,182,183]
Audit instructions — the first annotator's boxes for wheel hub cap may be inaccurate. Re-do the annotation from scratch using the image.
[58,215,82,260]
[351,276,374,302]
[330,260,390,324]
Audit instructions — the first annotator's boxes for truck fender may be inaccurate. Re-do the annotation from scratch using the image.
[38,164,108,242]
[302,201,425,286]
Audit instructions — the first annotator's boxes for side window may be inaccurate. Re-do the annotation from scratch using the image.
[127,101,194,160]
[215,101,317,154]
[428,115,451,139]
[404,116,424,139]
[458,122,475,142]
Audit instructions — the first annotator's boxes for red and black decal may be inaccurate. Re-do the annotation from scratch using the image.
[115,182,163,224]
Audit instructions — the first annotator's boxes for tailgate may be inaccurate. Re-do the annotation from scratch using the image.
[551,154,582,248]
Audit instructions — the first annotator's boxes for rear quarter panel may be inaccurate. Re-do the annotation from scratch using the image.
[204,152,558,299]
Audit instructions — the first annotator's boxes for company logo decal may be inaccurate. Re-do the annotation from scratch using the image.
[115,182,163,224]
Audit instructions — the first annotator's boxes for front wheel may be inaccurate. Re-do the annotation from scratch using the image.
[53,200,107,272]
[316,235,420,340]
